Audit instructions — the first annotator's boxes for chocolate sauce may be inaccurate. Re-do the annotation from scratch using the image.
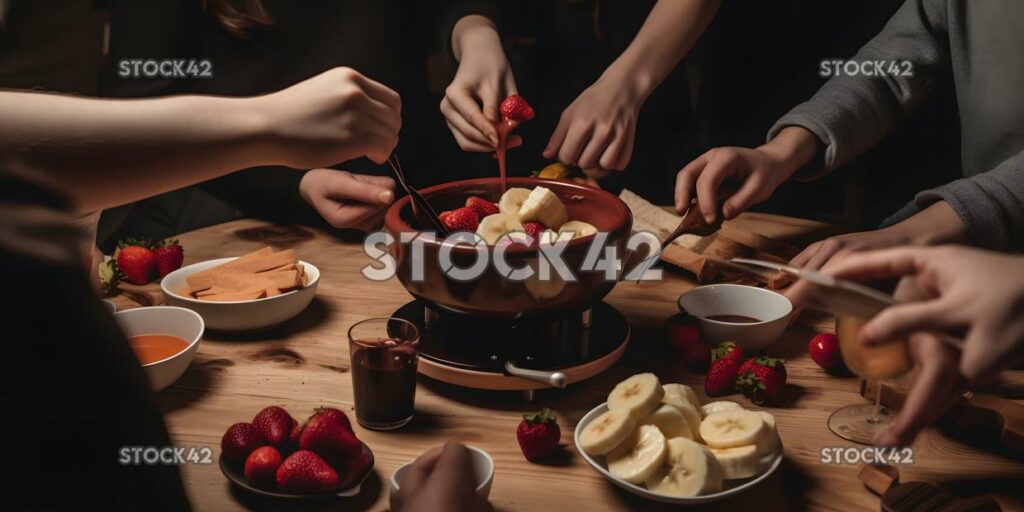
[350,338,418,429]
[705,314,761,323]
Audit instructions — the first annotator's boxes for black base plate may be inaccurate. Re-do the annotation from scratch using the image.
[392,300,629,374]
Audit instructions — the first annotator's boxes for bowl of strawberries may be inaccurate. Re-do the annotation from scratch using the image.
[219,406,374,499]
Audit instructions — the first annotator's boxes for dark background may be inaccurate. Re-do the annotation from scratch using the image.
[0,0,961,245]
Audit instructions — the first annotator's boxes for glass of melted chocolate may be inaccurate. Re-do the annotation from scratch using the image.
[347,318,420,430]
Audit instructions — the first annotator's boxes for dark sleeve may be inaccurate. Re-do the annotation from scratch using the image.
[766,0,949,179]
[0,168,191,511]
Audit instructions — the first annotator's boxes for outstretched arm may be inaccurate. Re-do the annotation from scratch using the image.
[0,67,401,212]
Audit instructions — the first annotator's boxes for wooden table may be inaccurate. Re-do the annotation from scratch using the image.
[152,215,1024,512]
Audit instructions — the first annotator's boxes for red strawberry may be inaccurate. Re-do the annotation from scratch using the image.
[465,196,499,218]
[288,422,302,449]
[275,450,340,494]
[500,95,535,122]
[312,407,354,435]
[705,357,740,397]
[116,245,156,285]
[153,240,184,278]
[221,422,268,462]
[299,412,361,466]
[808,333,845,373]
[442,207,480,231]
[736,356,787,404]
[337,450,371,487]
[711,341,744,363]
[664,314,701,357]
[516,408,561,461]
[244,446,283,488]
[439,210,453,224]
[252,406,297,449]
[522,222,546,240]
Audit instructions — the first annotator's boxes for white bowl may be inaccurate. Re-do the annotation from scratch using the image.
[160,257,320,331]
[574,402,783,504]
[390,445,494,501]
[114,306,204,392]
[677,284,792,351]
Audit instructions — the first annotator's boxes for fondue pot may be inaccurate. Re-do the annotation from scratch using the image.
[383,177,635,392]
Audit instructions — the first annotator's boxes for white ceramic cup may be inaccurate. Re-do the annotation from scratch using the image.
[114,306,204,391]
[390,445,494,501]
[677,284,793,351]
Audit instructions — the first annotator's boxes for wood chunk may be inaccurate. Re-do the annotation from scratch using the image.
[265,288,282,297]
[261,263,297,273]
[858,464,900,496]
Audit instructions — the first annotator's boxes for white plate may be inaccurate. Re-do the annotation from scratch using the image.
[574,402,783,504]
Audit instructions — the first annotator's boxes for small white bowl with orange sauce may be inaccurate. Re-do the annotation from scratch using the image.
[114,306,204,391]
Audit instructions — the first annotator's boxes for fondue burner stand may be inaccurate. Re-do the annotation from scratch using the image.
[392,300,630,398]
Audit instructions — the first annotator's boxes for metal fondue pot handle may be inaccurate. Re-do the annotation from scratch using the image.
[504,361,567,388]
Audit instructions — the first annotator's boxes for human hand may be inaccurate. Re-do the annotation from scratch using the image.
[298,169,395,231]
[543,74,642,177]
[261,67,401,168]
[391,442,494,512]
[441,15,521,153]
[824,246,1024,385]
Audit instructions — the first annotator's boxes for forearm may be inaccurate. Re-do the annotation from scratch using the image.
[757,126,821,184]
[451,14,502,63]
[601,0,721,101]
[0,92,274,212]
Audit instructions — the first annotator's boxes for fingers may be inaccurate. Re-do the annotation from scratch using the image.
[321,170,394,205]
[544,114,571,159]
[860,300,959,345]
[800,239,845,272]
[577,126,614,170]
[441,96,494,151]
[723,173,766,220]
[616,127,635,171]
[695,153,734,224]
[557,122,592,167]
[361,93,402,136]
[599,128,628,171]
[393,445,444,509]
[446,85,499,146]
[876,334,961,447]
[674,152,710,212]
[821,247,926,282]
[349,69,402,114]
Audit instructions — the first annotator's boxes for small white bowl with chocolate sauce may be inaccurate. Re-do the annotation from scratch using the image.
[677,284,793,351]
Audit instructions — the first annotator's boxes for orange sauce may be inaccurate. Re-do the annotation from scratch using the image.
[496,120,515,194]
[128,334,189,365]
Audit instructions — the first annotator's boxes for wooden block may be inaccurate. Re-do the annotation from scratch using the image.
[661,244,717,282]
[265,288,282,297]
[188,247,273,281]
[858,464,900,496]
[261,263,297,273]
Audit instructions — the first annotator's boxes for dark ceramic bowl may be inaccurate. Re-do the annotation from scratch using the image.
[384,177,633,318]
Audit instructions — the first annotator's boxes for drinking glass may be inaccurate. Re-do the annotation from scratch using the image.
[348,317,420,430]
[827,315,913,444]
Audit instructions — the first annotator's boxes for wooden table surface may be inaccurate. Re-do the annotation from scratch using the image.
[152,215,1024,512]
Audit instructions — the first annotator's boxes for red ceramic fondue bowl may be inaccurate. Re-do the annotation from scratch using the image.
[384,177,633,318]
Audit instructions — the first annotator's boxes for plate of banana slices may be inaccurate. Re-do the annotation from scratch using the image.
[573,373,783,504]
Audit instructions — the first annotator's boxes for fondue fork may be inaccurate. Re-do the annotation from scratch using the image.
[387,154,449,236]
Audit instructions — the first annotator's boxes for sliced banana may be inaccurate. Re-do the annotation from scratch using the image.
[607,425,667,484]
[640,404,693,440]
[518,186,569,229]
[558,220,597,240]
[662,384,701,411]
[710,444,759,480]
[607,373,664,419]
[645,437,723,497]
[498,188,531,218]
[476,213,525,245]
[662,384,704,441]
[578,408,636,456]
[754,411,782,457]
[699,410,765,449]
[524,270,565,301]
[539,229,573,246]
[701,401,744,418]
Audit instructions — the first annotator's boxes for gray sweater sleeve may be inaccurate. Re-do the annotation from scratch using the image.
[766,0,949,179]
[916,151,1024,250]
